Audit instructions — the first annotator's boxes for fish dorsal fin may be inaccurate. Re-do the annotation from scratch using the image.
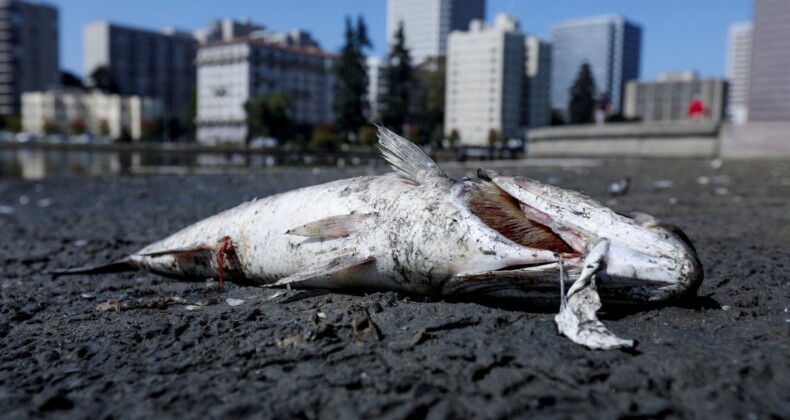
[286,214,373,240]
[376,126,447,185]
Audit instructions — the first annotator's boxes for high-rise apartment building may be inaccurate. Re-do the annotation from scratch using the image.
[624,72,728,122]
[747,0,790,122]
[727,22,752,123]
[549,15,641,117]
[387,0,485,64]
[0,0,59,116]
[445,14,550,145]
[195,37,336,144]
[83,22,196,114]
[522,36,552,129]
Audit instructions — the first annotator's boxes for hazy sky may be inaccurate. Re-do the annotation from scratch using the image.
[48,0,751,79]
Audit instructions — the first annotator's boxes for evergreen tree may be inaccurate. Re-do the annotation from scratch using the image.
[412,56,445,145]
[568,63,596,124]
[333,16,371,138]
[381,22,413,135]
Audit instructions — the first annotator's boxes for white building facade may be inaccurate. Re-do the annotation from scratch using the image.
[727,22,752,123]
[445,14,550,146]
[196,38,336,145]
[387,0,485,64]
[22,89,162,139]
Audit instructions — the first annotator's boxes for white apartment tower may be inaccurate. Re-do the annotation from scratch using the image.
[196,38,337,144]
[0,0,59,116]
[445,14,525,145]
[387,0,485,64]
[727,22,752,123]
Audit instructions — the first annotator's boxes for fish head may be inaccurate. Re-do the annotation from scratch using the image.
[477,169,704,302]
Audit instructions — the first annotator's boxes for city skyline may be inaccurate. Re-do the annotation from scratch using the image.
[48,0,750,80]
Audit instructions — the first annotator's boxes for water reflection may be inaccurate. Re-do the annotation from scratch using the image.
[0,148,380,180]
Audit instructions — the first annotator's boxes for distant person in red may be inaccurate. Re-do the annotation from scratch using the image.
[687,96,708,120]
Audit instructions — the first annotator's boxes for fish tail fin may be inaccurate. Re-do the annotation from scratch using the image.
[50,258,139,277]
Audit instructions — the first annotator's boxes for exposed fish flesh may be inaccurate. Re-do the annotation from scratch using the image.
[57,127,704,350]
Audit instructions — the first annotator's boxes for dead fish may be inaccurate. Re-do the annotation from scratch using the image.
[55,127,703,350]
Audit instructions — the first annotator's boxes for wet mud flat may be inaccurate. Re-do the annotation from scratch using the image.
[0,160,788,418]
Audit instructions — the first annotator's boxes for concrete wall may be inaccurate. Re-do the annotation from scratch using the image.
[527,122,719,158]
[527,121,790,159]
[720,122,790,159]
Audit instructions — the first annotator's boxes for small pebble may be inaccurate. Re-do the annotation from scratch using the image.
[226,298,245,307]
[185,305,202,311]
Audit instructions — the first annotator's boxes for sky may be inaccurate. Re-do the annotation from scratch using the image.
[47,0,751,80]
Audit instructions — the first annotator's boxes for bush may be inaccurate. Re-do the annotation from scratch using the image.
[309,123,343,151]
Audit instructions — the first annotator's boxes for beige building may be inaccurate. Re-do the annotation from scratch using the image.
[445,14,550,145]
[623,72,728,122]
[21,89,162,139]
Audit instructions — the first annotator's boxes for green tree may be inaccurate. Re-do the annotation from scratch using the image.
[244,93,292,142]
[141,119,160,139]
[61,71,84,89]
[69,118,86,134]
[42,119,60,135]
[309,123,342,151]
[1,115,22,132]
[98,119,111,137]
[568,63,596,124]
[89,66,119,94]
[448,128,460,147]
[333,16,371,138]
[184,87,197,139]
[381,21,413,134]
[411,56,445,145]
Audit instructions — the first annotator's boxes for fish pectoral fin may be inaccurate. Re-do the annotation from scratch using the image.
[376,126,448,185]
[555,240,635,350]
[267,253,375,287]
[285,214,373,240]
